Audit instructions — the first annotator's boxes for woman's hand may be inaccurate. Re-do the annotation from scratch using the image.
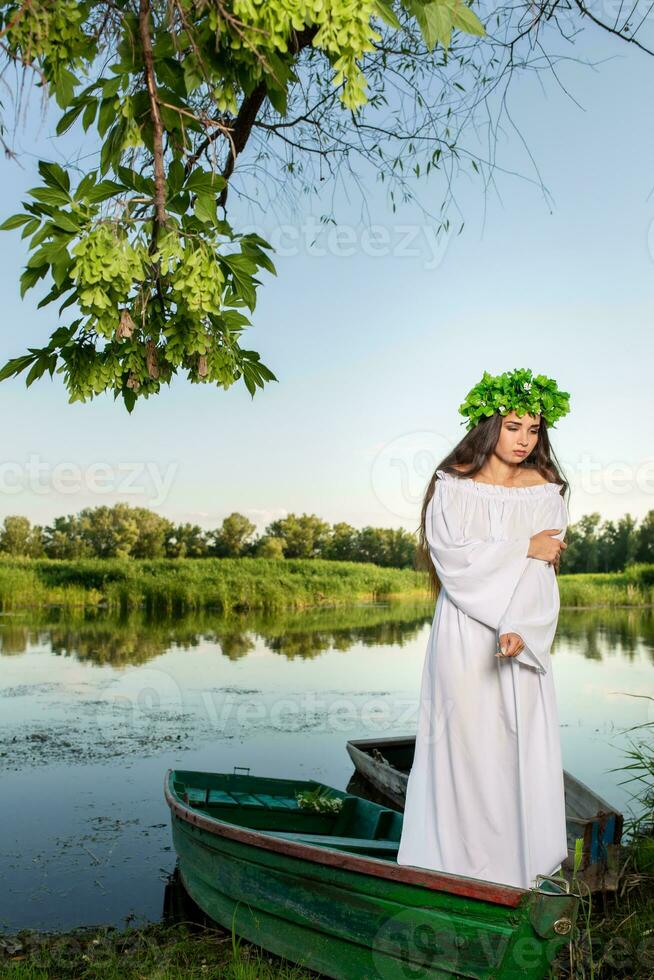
[528,529,567,565]
[496,632,525,659]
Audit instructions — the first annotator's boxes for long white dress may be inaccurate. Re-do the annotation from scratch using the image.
[396,468,569,890]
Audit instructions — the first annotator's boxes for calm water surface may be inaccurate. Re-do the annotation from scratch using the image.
[1,600,652,931]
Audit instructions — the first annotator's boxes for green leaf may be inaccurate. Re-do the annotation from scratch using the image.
[82,100,98,132]
[0,213,31,231]
[404,0,454,49]
[37,282,66,309]
[50,325,77,347]
[30,224,55,249]
[168,159,185,195]
[116,167,154,195]
[242,242,278,277]
[56,102,86,136]
[99,123,126,176]
[183,57,205,95]
[21,218,41,239]
[449,0,485,36]
[240,349,278,384]
[38,161,71,194]
[407,0,484,44]
[267,84,288,117]
[97,97,117,138]
[26,357,50,387]
[194,193,218,225]
[374,0,402,29]
[0,353,37,382]
[238,348,278,395]
[102,76,122,98]
[167,192,191,216]
[156,57,187,96]
[51,256,72,289]
[28,186,71,206]
[426,3,454,49]
[75,173,97,201]
[58,292,78,315]
[220,253,259,276]
[53,67,79,109]
[243,232,275,251]
[85,180,126,203]
[20,265,48,298]
[51,213,82,233]
[185,169,226,194]
[123,387,137,413]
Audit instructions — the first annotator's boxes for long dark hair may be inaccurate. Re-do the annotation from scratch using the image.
[417,413,569,600]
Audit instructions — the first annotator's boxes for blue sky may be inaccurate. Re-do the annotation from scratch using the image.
[0,26,652,534]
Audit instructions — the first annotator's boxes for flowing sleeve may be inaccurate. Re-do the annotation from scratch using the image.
[426,478,532,630]
[497,491,568,674]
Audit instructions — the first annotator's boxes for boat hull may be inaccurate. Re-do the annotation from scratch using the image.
[166,770,578,980]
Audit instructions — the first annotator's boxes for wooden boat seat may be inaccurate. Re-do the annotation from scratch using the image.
[259,830,399,855]
[185,787,302,810]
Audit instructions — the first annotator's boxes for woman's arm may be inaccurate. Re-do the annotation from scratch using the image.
[496,493,568,674]
[425,480,532,631]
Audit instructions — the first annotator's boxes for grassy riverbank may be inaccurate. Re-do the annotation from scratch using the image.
[0,557,428,615]
[0,557,652,614]
[559,563,654,608]
[0,920,315,979]
[561,718,654,980]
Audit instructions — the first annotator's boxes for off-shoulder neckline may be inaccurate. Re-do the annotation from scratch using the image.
[435,468,562,496]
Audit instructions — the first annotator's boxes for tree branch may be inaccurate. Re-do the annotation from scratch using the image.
[138,0,167,248]
[572,0,654,54]
[217,80,268,208]
[0,0,33,42]
[182,23,321,208]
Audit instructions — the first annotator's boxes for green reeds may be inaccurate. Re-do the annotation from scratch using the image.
[558,564,654,608]
[1,556,653,614]
[0,556,429,615]
[560,702,654,979]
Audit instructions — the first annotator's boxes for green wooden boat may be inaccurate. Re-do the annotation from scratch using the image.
[165,768,579,979]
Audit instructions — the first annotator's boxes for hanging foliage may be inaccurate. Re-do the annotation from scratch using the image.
[0,0,484,410]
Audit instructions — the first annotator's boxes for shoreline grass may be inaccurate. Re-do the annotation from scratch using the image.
[559,564,654,609]
[0,919,317,979]
[0,557,652,615]
[560,706,654,979]
[0,556,429,615]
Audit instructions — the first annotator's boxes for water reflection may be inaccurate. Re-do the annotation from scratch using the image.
[0,600,434,665]
[1,602,652,669]
[558,607,654,666]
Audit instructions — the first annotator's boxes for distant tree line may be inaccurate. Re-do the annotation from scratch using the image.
[0,505,652,573]
[561,512,654,573]
[0,507,417,567]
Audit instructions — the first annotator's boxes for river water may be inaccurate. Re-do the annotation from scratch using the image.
[1,600,652,932]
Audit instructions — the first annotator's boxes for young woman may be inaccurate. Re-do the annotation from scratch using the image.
[396,369,571,890]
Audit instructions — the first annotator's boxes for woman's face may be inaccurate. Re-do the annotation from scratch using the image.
[495,410,541,463]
